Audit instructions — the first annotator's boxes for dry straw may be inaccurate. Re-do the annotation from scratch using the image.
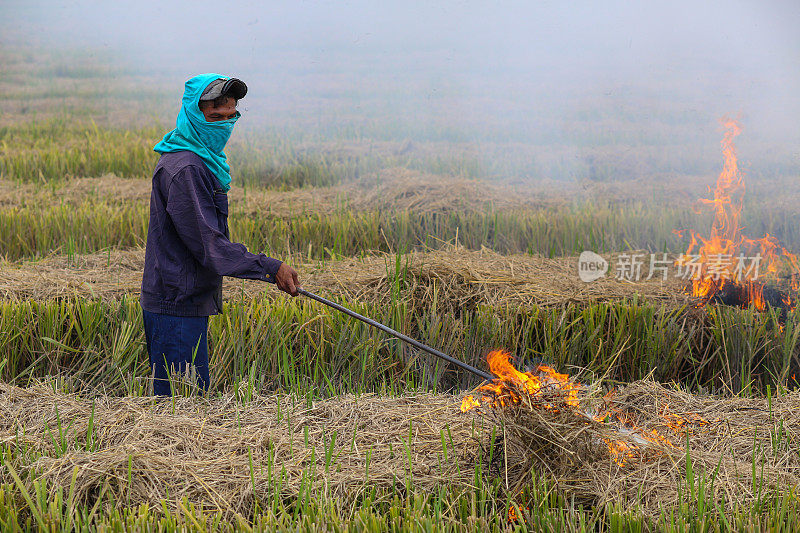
[0,245,690,313]
[0,168,568,215]
[0,383,488,518]
[2,380,798,518]
[485,379,799,515]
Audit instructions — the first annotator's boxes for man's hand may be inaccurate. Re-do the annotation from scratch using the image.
[275,263,300,296]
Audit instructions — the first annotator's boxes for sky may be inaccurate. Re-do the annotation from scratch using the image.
[4,0,800,146]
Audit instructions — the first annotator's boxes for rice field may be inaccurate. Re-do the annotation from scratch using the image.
[2,47,800,531]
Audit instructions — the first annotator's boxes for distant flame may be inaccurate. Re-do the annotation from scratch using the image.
[462,350,710,466]
[676,119,799,310]
[507,504,528,522]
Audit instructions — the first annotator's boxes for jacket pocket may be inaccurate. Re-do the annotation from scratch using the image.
[183,259,198,301]
[212,190,230,238]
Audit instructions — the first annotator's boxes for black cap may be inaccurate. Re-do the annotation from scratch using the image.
[200,78,247,101]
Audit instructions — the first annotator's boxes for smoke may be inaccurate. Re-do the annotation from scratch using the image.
[4,0,800,161]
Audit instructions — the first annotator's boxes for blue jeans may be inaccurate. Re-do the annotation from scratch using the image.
[142,309,210,396]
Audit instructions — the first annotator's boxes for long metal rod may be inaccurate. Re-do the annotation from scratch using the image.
[297,288,494,381]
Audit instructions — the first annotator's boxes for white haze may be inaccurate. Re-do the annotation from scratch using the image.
[4,0,800,172]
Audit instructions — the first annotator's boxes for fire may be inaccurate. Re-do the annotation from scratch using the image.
[460,395,480,411]
[661,409,709,433]
[460,350,579,413]
[462,350,710,466]
[507,504,529,522]
[604,439,636,466]
[676,119,799,311]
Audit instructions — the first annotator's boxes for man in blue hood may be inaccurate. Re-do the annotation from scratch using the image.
[141,74,300,396]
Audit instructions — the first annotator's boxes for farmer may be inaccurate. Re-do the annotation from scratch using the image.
[141,73,300,396]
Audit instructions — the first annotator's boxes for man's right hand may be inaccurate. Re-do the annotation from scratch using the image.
[275,263,300,296]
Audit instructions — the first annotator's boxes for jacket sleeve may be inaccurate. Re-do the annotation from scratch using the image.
[165,166,282,282]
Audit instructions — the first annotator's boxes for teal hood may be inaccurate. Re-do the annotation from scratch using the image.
[154,73,240,192]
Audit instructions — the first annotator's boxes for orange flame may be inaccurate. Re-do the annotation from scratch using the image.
[460,350,579,413]
[676,119,799,310]
[507,504,529,522]
[463,350,711,466]
[460,395,480,411]
[604,439,636,466]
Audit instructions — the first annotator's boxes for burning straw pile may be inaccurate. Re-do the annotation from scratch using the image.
[463,350,800,515]
[2,369,800,518]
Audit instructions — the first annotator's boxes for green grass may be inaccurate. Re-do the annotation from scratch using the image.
[1,462,798,532]
[0,118,363,187]
[3,115,799,193]
[0,119,161,181]
[0,294,798,396]
[3,193,800,262]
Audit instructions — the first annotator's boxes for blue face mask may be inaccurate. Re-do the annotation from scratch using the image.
[195,113,240,155]
[154,73,240,192]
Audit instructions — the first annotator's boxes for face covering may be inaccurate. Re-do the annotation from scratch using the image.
[154,73,240,192]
